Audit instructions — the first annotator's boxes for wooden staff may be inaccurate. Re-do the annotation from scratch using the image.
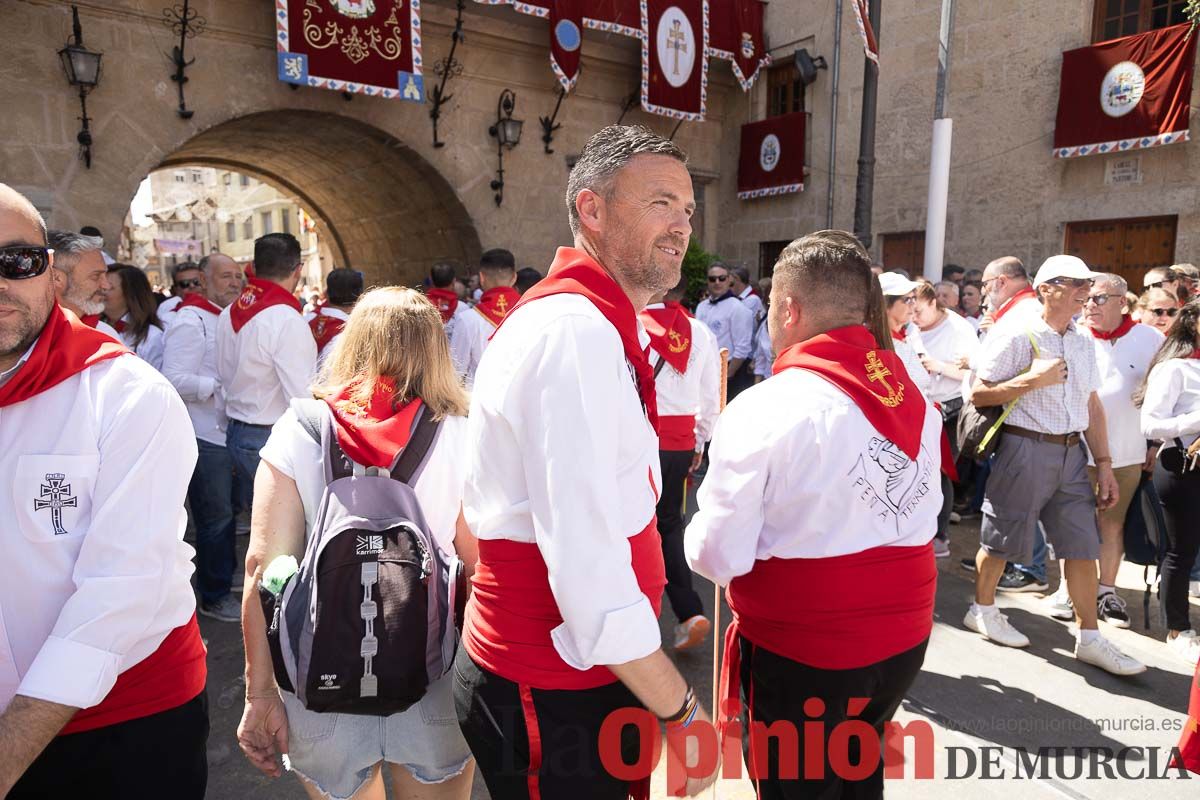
[711,348,729,799]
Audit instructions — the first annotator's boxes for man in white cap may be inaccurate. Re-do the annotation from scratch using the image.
[964,255,1145,675]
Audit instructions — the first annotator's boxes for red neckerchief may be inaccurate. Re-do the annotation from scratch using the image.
[176,293,222,316]
[1190,350,1200,360]
[773,325,924,459]
[0,306,127,407]
[80,314,101,328]
[426,288,459,323]
[324,379,424,469]
[309,310,346,353]
[474,286,520,327]
[640,302,692,374]
[230,278,302,333]
[496,246,658,431]
[1087,315,1136,342]
[992,287,1038,324]
[110,318,128,334]
[892,325,908,342]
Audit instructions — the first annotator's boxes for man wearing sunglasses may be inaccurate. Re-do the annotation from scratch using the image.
[695,262,754,398]
[0,184,209,797]
[155,261,207,324]
[965,255,1145,676]
[45,230,120,341]
[1143,266,1182,298]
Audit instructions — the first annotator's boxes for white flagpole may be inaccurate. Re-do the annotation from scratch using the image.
[922,0,957,283]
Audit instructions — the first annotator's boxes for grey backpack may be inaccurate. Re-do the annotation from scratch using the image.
[260,398,463,715]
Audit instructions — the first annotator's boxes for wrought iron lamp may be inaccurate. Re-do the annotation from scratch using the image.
[488,89,523,206]
[58,6,102,168]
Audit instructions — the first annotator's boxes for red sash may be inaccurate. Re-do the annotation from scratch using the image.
[992,287,1038,324]
[1172,661,1200,774]
[426,288,459,323]
[230,278,302,333]
[462,521,666,690]
[176,293,221,316]
[658,415,696,452]
[61,615,208,735]
[773,325,924,460]
[309,311,346,353]
[498,247,658,431]
[717,545,936,738]
[324,379,423,469]
[0,306,127,408]
[640,302,692,374]
[475,286,520,327]
[1087,315,1136,341]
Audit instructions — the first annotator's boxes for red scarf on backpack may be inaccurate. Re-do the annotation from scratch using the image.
[323,379,424,469]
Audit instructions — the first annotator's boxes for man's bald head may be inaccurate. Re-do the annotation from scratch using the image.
[0,183,48,247]
[983,256,1027,282]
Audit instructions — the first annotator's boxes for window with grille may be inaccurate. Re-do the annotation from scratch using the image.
[766,62,805,118]
[1093,0,1188,41]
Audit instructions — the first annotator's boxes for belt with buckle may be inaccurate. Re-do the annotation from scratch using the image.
[1001,425,1082,447]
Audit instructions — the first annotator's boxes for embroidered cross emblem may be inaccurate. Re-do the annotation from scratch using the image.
[667,20,689,76]
[34,473,77,536]
[495,293,510,314]
[865,351,904,408]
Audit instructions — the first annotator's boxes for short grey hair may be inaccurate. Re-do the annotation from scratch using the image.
[47,230,103,271]
[1095,272,1128,295]
[169,260,200,281]
[934,280,960,298]
[565,125,687,237]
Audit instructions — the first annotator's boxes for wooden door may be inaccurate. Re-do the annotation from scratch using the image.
[881,231,925,275]
[1064,216,1176,290]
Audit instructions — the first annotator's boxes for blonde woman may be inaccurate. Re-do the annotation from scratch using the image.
[237,287,476,800]
[1141,287,1181,335]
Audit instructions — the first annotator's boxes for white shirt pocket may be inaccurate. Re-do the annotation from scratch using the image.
[13,454,100,543]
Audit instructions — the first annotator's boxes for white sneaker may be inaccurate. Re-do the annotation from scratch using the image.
[1167,630,1200,666]
[1045,585,1074,621]
[933,538,951,558]
[673,615,711,651]
[1190,581,1200,598]
[949,511,962,524]
[964,606,1030,648]
[1074,635,1147,676]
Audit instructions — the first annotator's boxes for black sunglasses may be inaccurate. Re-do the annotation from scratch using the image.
[1150,307,1180,318]
[175,278,203,290]
[0,246,53,280]
[707,274,728,282]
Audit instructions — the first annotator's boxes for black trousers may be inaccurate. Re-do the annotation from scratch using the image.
[1154,461,1200,632]
[10,690,208,800]
[738,637,929,800]
[728,360,756,402]
[657,448,704,622]
[453,649,650,800]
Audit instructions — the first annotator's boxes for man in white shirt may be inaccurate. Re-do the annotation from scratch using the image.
[640,277,721,651]
[426,261,475,381]
[979,256,1040,336]
[156,261,205,324]
[730,263,765,322]
[455,249,522,386]
[46,230,119,340]
[686,230,943,797]
[1057,273,1163,629]
[216,233,316,510]
[697,261,754,399]
[304,267,363,363]
[163,252,246,623]
[456,125,717,799]
[966,255,1145,676]
[0,184,208,798]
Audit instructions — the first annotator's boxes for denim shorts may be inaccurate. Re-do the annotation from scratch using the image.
[281,671,471,799]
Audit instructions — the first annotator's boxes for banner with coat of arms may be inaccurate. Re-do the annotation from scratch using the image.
[276,0,424,102]
[737,111,805,199]
[707,0,770,91]
[641,0,709,121]
[1052,23,1197,158]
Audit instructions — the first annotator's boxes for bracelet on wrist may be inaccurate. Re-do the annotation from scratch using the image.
[661,687,698,728]
[1095,456,1113,465]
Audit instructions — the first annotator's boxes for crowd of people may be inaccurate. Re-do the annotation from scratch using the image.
[1,121,1199,800]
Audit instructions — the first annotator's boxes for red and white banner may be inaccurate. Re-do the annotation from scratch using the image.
[275,0,424,102]
[708,0,771,91]
[1053,23,1197,158]
[549,1,584,91]
[737,111,806,200]
[641,0,709,121]
[851,0,879,65]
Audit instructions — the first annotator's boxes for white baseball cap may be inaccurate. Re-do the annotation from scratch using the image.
[878,272,922,297]
[1032,255,1099,288]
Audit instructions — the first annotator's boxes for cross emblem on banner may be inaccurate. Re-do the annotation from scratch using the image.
[667,19,688,76]
[34,473,78,536]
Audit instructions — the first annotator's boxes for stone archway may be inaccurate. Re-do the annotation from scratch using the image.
[157,110,481,287]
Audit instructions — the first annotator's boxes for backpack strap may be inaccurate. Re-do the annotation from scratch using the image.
[291,398,354,483]
[389,407,442,486]
[653,356,669,379]
[975,329,1042,455]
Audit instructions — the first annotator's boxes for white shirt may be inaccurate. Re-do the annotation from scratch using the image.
[157,295,183,326]
[117,317,165,371]
[685,368,943,587]
[989,294,1042,337]
[976,315,1099,435]
[645,305,721,451]
[696,294,754,361]
[444,304,481,385]
[464,294,662,670]
[916,311,980,403]
[753,322,773,379]
[162,303,226,446]
[1087,323,1163,467]
[1141,358,1200,442]
[738,286,766,322]
[215,304,317,426]
[261,409,469,557]
[94,318,121,341]
[894,338,932,398]
[0,354,198,712]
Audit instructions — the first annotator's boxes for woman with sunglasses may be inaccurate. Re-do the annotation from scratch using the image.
[1140,287,1181,336]
[1138,301,1200,666]
[878,272,933,397]
[103,264,166,370]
